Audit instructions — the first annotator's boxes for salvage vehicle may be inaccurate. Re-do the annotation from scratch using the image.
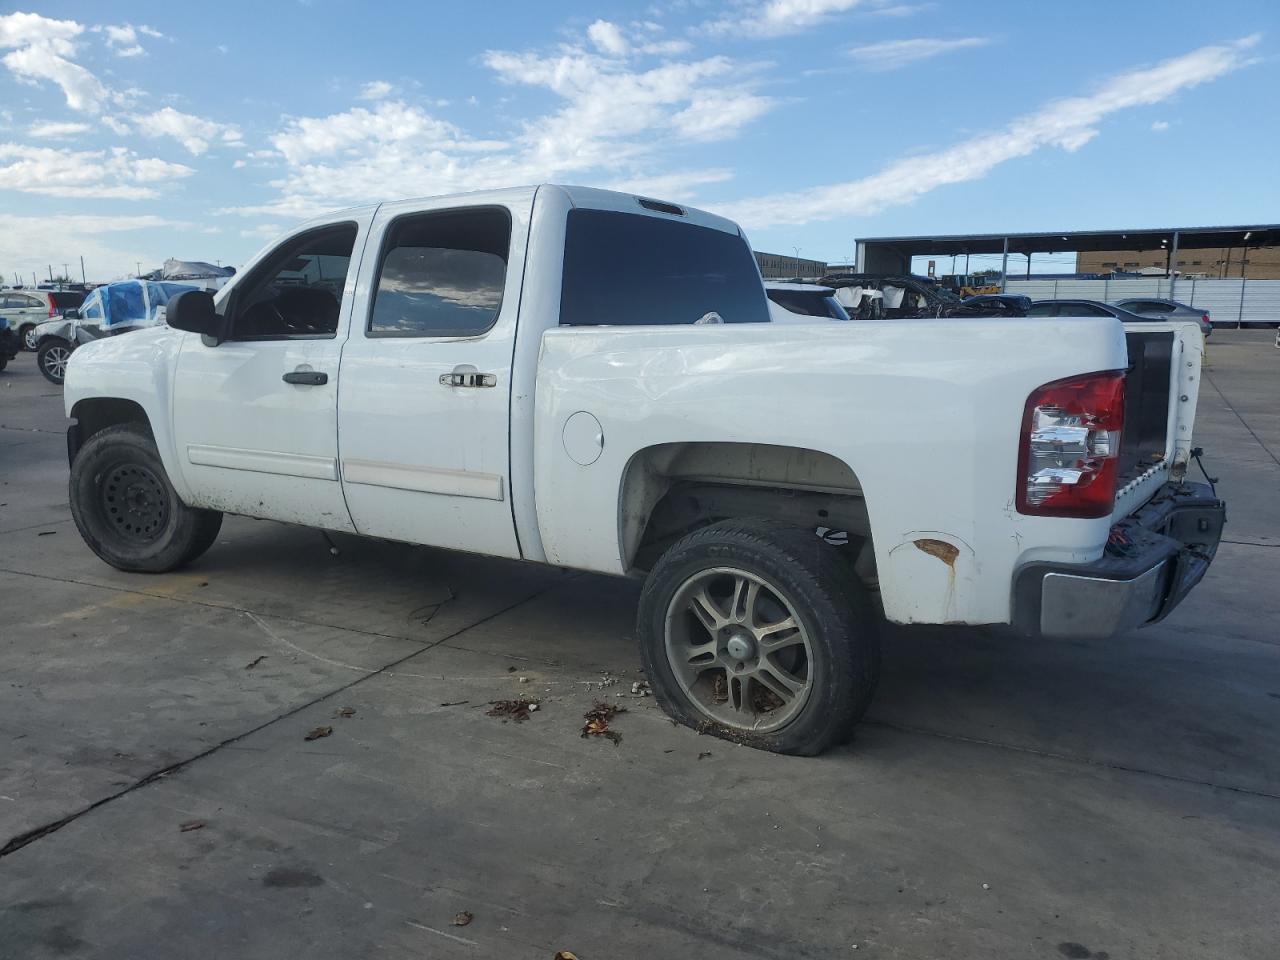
[60,185,1226,755]
[1111,298,1213,338]
[0,318,20,371]
[962,293,1031,316]
[1027,299,1207,335]
[33,279,196,384]
[764,281,851,322]
[0,287,84,351]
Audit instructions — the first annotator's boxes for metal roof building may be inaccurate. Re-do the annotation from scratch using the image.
[855,224,1280,288]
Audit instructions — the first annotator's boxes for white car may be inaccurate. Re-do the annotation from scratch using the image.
[61,184,1225,755]
[764,282,851,323]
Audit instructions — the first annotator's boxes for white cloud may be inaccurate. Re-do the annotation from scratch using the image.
[0,143,193,199]
[1151,119,1170,131]
[717,36,1259,229]
[133,106,243,156]
[0,12,110,113]
[241,223,283,239]
[587,20,629,57]
[0,213,187,282]
[865,2,934,16]
[95,23,164,57]
[705,0,866,37]
[28,120,91,139]
[606,167,735,199]
[358,80,393,100]
[847,36,990,70]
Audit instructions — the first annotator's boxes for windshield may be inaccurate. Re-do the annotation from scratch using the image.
[559,209,770,326]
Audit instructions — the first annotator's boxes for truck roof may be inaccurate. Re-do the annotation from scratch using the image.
[294,183,743,237]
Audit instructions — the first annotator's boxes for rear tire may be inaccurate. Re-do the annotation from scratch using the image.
[69,423,224,573]
[20,324,37,352]
[37,338,73,384]
[637,518,880,756]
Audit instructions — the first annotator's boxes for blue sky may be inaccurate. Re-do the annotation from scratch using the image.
[0,0,1275,281]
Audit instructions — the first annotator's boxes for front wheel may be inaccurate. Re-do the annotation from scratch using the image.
[69,423,223,572]
[637,519,880,756]
[37,338,73,384]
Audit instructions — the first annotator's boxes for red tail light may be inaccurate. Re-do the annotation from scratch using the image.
[48,297,56,317]
[1017,371,1125,518]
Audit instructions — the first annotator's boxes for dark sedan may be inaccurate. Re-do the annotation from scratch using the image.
[1112,297,1212,337]
[1024,300,1203,337]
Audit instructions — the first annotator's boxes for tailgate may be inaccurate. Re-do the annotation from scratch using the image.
[1112,320,1205,519]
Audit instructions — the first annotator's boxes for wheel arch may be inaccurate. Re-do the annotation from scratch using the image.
[67,397,154,466]
[619,441,875,579]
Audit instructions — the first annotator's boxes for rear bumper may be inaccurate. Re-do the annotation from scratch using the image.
[1013,482,1225,640]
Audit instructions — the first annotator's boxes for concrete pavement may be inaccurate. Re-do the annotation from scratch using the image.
[1,333,1278,959]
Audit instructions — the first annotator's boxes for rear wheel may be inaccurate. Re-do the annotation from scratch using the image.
[637,518,879,756]
[20,324,38,351]
[37,338,72,384]
[69,423,223,572]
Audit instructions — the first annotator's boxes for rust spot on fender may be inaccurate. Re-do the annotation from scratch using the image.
[913,538,959,567]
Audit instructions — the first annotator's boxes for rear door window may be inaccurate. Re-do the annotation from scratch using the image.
[368,208,510,338]
[559,209,769,326]
[1027,303,1057,317]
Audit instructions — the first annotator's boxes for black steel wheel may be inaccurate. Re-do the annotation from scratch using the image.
[69,423,223,573]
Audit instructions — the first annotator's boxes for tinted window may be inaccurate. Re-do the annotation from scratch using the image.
[231,224,357,339]
[560,209,769,327]
[1027,303,1057,317]
[49,291,84,310]
[766,289,850,320]
[369,208,510,338]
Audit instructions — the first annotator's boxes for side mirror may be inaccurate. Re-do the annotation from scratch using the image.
[167,290,227,345]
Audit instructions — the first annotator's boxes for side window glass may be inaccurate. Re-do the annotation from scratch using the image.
[230,224,357,340]
[368,208,510,338]
[1027,304,1055,317]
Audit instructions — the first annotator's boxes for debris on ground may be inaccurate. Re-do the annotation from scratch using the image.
[518,676,529,683]
[334,706,356,718]
[452,911,473,927]
[554,953,580,960]
[304,725,333,741]
[179,820,206,833]
[439,700,469,707]
[486,698,540,723]
[711,673,728,704]
[36,530,56,536]
[698,751,713,761]
[631,680,651,697]
[507,666,517,673]
[244,655,267,670]
[587,671,620,690]
[581,700,626,745]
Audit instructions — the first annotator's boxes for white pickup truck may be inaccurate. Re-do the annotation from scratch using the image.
[62,184,1225,755]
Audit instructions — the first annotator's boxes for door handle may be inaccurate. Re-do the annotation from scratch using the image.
[283,370,328,386]
[439,371,497,388]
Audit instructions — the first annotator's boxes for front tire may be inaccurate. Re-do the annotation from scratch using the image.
[69,424,223,573]
[637,519,880,756]
[37,338,73,384]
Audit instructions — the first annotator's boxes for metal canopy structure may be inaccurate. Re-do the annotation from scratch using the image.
[855,224,1280,289]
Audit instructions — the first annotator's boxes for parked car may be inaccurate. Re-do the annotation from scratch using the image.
[0,288,84,351]
[1111,298,1212,337]
[1028,299,1156,324]
[60,184,1225,756]
[962,293,1031,316]
[33,279,196,384]
[0,317,20,371]
[764,282,851,322]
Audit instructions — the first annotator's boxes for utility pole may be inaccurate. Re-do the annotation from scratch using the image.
[80,256,86,284]
[48,265,54,282]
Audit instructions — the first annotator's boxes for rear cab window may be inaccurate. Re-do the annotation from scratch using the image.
[559,209,769,327]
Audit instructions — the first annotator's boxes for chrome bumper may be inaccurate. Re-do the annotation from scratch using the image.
[1013,482,1226,640]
